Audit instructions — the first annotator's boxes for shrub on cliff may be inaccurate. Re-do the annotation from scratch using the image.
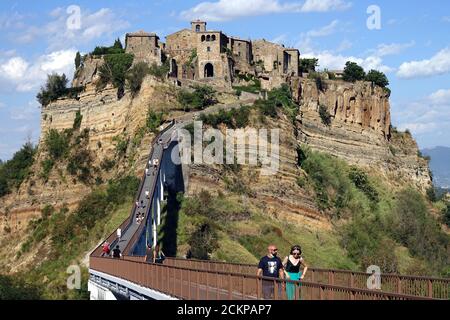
[146,109,165,133]
[343,61,366,82]
[148,61,170,80]
[177,85,217,110]
[299,58,319,74]
[126,62,150,96]
[44,129,70,160]
[365,69,389,88]
[97,53,134,98]
[319,105,332,126]
[444,203,450,227]
[0,142,36,198]
[37,73,68,106]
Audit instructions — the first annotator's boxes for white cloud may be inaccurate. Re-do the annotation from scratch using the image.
[306,20,339,37]
[16,8,129,50]
[0,57,29,81]
[301,0,351,12]
[0,49,77,92]
[397,47,450,79]
[392,88,450,146]
[301,51,393,73]
[373,41,415,57]
[180,0,351,21]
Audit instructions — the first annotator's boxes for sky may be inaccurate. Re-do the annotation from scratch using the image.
[0,0,449,160]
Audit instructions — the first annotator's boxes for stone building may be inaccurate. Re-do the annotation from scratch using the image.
[125,31,162,66]
[125,21,302,86]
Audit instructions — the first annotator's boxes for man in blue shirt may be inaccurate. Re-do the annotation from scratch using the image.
[257,244,285,299]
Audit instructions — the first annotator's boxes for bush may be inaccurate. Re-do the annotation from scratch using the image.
[126,62,150,97]
[40,159,54,182]
[75,52,82,69]
[299,58,319,74]
[390,189,450,272]
[37,73,69,106]
[148,61,170,80]
[188,223,219,260]
[0,142,36,197]
[319,105,332,126]
[67,149,93,184]
[91,39,124,56]
[426,187,437,202]
[343,61,366,82]
[146,109,164,133]
[73,110,82,130]
[200,106,250,129]
[349,167,379,203]
[444,203,450,227]
[45,129,70,160]
[177,85,217,111]
[232,76,261,94]
[365,69,389,88]
[106,176,140,205]
[97,53,134,98]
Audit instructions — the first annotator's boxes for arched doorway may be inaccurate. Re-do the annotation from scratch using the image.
[170,59,178,78]
[204,63,214,78]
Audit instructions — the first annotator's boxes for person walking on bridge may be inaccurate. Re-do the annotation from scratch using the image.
[153,244,166,264]
[112,245,122,259]
[283,245,308,300]
[116,228,122,242]
[257,244,284,299]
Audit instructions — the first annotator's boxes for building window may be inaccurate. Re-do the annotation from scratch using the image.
[211,35,216,41]
[207,47,211,52]
[196,25,200,32]
[201,35,206,42]
[206,35,211,42]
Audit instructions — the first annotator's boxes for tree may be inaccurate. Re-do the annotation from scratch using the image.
[365,69,389,88]
[97,53,134,98]
[75,52,81,69]
[113,38,123,50]
[36,73,69,106]
[299,58,319,73]
[126,62,150,96]
[343,61,366,82]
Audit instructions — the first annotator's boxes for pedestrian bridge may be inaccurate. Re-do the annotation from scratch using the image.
[89,121,449,301]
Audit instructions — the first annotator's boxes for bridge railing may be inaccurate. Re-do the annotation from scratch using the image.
[90,256,436,300]
[162,257,450,299]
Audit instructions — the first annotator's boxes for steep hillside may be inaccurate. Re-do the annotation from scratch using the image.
[422,146,450,188]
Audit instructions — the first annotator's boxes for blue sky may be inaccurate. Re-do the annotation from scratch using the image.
[1,0,449,160]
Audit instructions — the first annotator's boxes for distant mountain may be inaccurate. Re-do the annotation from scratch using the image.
[422,146,450,188]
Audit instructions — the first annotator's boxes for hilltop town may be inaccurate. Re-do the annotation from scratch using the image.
[75,20,302,91]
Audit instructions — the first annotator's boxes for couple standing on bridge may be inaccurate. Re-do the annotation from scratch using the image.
[257,244,308,300]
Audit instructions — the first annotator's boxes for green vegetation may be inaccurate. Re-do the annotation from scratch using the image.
[75,51,82,69]
[97,53,134,98]
[15,175,139,299]
[91,38,124,56]
[73,109,82,130]
[0,275,42,299]
[126,62,150,96]
[299,58,319,74]
[185,49,197,68]
[45,129,70,160]
[365,69,389,88]
[148,61,170,80]
[253,84,298,121]
[232,74,261,94]
[200,106,250,129]
[443,203,450,227]
[113,135,129,156]
[299,146,450,275]
[343,61,366,82]
[318,105,332,126]
[146,109,165,133]
[37,73,84,107]
[177,85,217,111]
[0,142,36,198]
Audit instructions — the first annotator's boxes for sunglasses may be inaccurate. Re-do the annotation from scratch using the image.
[293,252,301,256]
[271,248,278,251]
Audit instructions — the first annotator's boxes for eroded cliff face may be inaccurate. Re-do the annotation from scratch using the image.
[0,76,179,261]
[291,78,432,192]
